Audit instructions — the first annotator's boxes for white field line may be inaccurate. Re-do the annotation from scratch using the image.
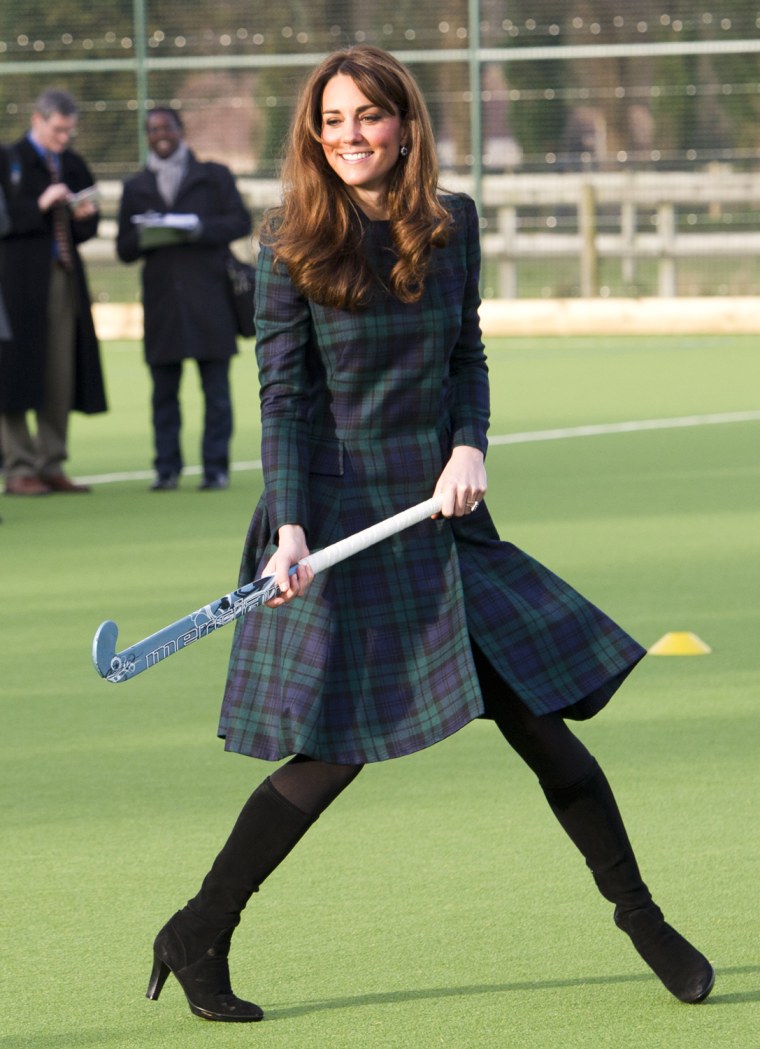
[77,411,760,486]
[487,409,760,446]
[76,461,264,486]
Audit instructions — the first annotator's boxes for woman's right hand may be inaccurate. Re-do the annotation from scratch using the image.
[262,524,314,607]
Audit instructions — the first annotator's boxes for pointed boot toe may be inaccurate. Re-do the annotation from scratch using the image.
[614,904,715,1004]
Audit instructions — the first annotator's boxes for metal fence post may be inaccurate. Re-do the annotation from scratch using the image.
[132,0,148,165]
[468,0,483,220]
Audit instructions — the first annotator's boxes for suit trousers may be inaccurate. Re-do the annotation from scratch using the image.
[0,262,77,481]
[150,358,232,480]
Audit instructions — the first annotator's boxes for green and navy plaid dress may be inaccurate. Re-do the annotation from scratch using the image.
[219,194,645,764]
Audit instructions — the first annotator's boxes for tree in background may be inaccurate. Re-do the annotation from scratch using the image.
[2,0,760,176]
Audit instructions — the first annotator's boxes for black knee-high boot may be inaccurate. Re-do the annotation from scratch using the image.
[146,777,316,1022]
[541,761,714,1004]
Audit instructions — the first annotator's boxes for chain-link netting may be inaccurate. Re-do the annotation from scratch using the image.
[3,2,760,299]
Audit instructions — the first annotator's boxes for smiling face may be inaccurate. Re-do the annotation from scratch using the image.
[146,111,184,159]
[320,73,405,214]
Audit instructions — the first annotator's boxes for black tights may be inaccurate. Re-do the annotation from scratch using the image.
[268,641,595,815]
[472,640,597,790]
[270,754,363,817]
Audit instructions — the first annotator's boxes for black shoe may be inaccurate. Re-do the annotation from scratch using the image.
[199,473,229,491]
[614,904,715,1003]
[150,474,179,491]
[146,910,263,1022]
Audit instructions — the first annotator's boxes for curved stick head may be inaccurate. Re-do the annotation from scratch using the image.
[92,620,120,678]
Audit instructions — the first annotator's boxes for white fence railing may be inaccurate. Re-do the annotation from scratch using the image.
[474,170,760,298]
[84,170,760,298]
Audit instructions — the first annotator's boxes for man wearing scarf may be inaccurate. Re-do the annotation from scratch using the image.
[116,107,252,491]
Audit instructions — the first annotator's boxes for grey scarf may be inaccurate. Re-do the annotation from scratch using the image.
[146,142,190,207]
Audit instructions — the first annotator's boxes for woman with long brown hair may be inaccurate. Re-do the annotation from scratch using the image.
[146,45,713,1023]
[271,44,450,310]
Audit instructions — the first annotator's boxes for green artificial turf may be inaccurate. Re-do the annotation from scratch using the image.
[2,335,759,1048]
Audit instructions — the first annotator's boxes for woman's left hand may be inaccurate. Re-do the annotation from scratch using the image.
[262,524,314,607]
[433,445,487,517]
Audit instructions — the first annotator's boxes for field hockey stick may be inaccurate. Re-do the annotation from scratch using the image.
[92,494,443,684]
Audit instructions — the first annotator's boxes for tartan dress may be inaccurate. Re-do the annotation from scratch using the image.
[219,194,645,764]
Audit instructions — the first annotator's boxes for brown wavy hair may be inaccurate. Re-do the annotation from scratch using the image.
[261,45,452,310]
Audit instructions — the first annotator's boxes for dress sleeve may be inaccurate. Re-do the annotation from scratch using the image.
[254,240,313,536]
[448,195,490,456]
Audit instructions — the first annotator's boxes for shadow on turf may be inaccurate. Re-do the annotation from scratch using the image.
[3,967,758,1043]
[263,964,760,1021]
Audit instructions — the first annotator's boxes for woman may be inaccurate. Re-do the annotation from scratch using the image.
[146,45,714,1023]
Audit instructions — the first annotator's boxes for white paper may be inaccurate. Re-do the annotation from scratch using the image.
[131,211,200,231]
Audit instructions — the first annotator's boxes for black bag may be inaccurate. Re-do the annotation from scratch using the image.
[226,253,256,338]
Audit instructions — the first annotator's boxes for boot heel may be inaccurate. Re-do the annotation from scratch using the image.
[146,953,171,1001]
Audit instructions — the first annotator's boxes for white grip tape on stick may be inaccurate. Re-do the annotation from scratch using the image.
[302,495,443,576]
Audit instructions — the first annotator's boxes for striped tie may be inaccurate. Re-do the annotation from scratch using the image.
[45,152,73,270]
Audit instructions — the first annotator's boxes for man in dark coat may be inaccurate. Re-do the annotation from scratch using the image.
[0,88,107,496]
[116,108,252,491]
[0,184,10,516]
[0,185,11,341]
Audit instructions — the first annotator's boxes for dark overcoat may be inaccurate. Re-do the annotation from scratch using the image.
[115,152,252,365]
[0,185,11,341]
[219,195,646,765]
[0,137,106,415]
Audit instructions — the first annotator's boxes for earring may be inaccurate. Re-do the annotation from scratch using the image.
[400,145,409,157]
